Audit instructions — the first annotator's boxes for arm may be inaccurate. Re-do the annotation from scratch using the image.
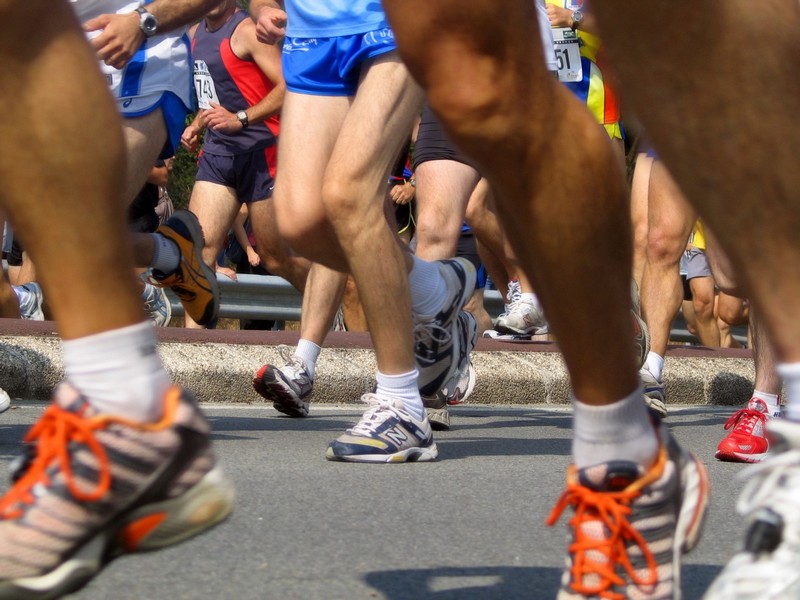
[202,19,286,133]
[545,3,599,36]
[232,206,260,267]
[249,0,287,45]
[83,0,223,70]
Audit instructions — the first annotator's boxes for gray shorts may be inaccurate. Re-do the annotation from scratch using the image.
[683,248,712,280]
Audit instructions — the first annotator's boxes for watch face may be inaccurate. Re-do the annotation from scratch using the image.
[142,14,157,33]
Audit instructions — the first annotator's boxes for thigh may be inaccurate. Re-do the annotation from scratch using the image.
[122,110,168,204]
[324,52,423,210]
[647,161,695,256]
[415,159,480,239]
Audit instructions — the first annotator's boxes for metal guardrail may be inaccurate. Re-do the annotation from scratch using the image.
[166,273,747,345]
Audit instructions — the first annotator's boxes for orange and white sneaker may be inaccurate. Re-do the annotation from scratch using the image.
[0,383,234,599]
[547,425,709,599]
[715,397,779,463]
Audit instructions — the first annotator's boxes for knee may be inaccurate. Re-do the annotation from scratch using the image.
[646,228,685,267]
[692,293,715,321]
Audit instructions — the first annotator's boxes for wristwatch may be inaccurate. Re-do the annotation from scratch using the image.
[570,10,584,30]
[135,6,159,37]
[236,110,250,129]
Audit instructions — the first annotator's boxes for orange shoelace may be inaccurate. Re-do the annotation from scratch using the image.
[0,403,111,519]
[546,471,658,599]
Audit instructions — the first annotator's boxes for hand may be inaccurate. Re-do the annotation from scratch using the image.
[390,182,415,205]
[216,266,238,281]
[246,247,261,267]
[545,4,574,28]
[201,103,243,134]
[84,12,144,70]
[254,6,287,45]
[180,125,201,152]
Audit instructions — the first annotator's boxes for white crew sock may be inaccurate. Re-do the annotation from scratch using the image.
[645,351,664,381]
[408,256,447,318]
[572,387,659,470]
[751,390,782,418]
[61,321,170,422]
[777,362,800,422]
[150,233,180,275]
[294,339,321,380]
[375,368,425,421]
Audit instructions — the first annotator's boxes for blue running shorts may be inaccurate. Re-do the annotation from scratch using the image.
[195,146,278,204]
[283,28,397,96]
[120,91,191,159]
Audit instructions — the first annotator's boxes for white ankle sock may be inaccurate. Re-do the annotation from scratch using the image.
[408,256,447,318]
[572,387,659,470]
[777,362,800,422]
[752,390,782,417]
[645,352,664,381]
[375,369,425,421]
[61,321,170,422]
[294,339,321,380]
[151,233,180,275]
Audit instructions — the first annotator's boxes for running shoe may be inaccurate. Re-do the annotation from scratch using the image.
[640,366,667,419]
[142,280,172,327]
[494,297,548,336]
[414,258,476,397]
[482,329,532,341]
[15,282,44,321]
[0,383,234,599]
[150,210,219,327]
[715,397,776,463]
[253,345,313,418]
[0,388,9,414]
[703,418,800,600]
[548,423,709,599]
[326,394,438,463]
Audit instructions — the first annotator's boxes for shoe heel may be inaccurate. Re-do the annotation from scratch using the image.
[677,453,710,554]
[118,466,235,553]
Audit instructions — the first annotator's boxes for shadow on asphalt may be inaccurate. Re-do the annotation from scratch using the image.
[364,563,721,600]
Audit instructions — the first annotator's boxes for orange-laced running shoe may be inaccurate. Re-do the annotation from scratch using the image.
[150,210,219,327]
[547,425,709,599]
[0,383,234,599]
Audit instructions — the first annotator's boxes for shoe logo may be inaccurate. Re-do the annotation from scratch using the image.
[385,427,409,447]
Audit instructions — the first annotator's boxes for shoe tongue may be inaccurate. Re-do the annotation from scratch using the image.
[747,397,769,413]
[577,460,643,492]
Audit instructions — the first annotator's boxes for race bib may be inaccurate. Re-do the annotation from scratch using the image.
[193,60,219,109]
[552,28,583,83]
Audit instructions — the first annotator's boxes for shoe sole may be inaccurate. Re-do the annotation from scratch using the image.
[159,211,220,327]
[325,443,439,463]
[0,466,234,600]
[426,406,451,431]
[447,363,476,406]
[715,449,769,463]
[493,323,548,336]
[253,365,309,418]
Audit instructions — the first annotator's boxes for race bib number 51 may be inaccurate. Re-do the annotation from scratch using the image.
[552,28,583,83]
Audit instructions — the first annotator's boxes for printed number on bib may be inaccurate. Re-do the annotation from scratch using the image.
[193,60,219,110]
[552,28,582,83]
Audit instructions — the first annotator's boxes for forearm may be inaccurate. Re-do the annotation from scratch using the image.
[250,0,283,19]
[147,0,223,32]
[242,85,285,124]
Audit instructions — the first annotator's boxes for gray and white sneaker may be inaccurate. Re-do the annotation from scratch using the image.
[549,422,709,599]
[494,289,548,336]
[703,419,800,600]
[640,366,667,418]
[326,394,438,463]
[142,280,172,327]
[0,388,9,414]
[423,311,478,430]
[253,345,313,417]
[631,280,650,369]
[414,258,476,397]
[15,282,44,321]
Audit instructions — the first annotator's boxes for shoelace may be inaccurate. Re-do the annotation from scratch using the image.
[724,407,768,437]
[0,404,111,519]
[736,447,800,515]
[276,345,309,380]
[349,394,402,436]
[413,321,452,359]
[547,478,658,599]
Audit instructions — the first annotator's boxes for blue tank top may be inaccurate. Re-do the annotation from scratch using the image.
[286,1,389,38]
[192,10,279,155]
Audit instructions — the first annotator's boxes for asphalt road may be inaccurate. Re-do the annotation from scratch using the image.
[0,403,748,600]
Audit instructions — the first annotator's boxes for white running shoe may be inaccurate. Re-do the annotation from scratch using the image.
[703,418,800,599]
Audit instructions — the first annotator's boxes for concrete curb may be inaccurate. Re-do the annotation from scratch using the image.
[0,319,759,409]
